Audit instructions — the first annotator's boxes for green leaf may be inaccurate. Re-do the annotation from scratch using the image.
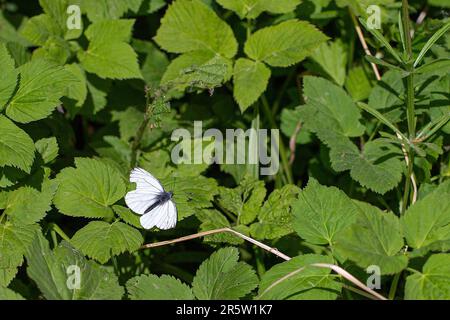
[53,158,126,219]
[309,40,347,86]
[5,59,78,123]
[80,0,144,22]
[217,175,266,225]
[113,205,142,229]
[245,20,328,67]
[250,184,300,240]
[0,43,18,111]
[216,0,302,19]
[154,0,238,58]
[71,221,143,264]
[330,139,403,194]
[292,179,359,246]
[405,254,450,299]
[192,247,258,299]
[258,254,341,300]
[4,180,56,224]
[0,286,25,300]
[127,274,194,300]
[20,14,61,46]
[414,21,450,68]
[335,201,408,275]
[0,115,35,173]
[402,181,450,250]
[26,233,124,300]
[233,58,271,112]
[64,64,88,108]
[345,66,372,101]
[299,76,365,137]
[78,20,142,79]
[0,222,39,286]
[162,50,232,92]
[35,137,59,164]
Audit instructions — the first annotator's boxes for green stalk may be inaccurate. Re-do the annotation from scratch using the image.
[260,95,294,184]
[50,223,71,242]
[389,272,402,300]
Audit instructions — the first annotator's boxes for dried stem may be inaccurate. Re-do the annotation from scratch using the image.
[350,10,382,81]
[142,227,387,300]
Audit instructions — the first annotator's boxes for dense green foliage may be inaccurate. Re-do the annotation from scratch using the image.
[0,0,449,300]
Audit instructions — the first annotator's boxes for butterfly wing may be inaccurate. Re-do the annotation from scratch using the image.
[125,168,164,215]
[140,200,177,230]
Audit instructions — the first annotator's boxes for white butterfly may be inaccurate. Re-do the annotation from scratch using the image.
[125,168,177,230]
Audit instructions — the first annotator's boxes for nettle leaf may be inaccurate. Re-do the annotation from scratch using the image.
[217,0,302,19]
[250,184,300,240]
[402,181,450,251]
[300,76,365,137]
[217,176,266,225]
[405,254,450,299]
[0,286,25,300]
[233,58,271,112]
[154,0,238,58]
[192,247,258,299]
[335,201,408,275]
[0,43,18,111]
[258,254,341,300]
[244,20,328,67]
[0,222,39,286]
[297,77,403,194]
[0,116,35,173]
[308,40,347,86]
[127,274,194,300]
[71,221,143,264]
[5,59,78,123]
[292,179,359,246]
[330,139,404,194]
[53,158,126,219]
[345,66,372,101]
[162,50,232,92]
[35,137,59,164]
[20,14,61,46]
[64,64,88,108]
[4,180,56,225]
[26,233,124,300]
[78,19,142,79]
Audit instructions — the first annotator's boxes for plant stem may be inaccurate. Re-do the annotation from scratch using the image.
[389,272,402,300]
[130,88,154,168]
[260,95,294,184]
[50,223,70,242]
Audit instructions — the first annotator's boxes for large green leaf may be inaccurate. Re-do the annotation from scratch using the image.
[250,184,300,240]
[154,0,238,58]
[4,179,56,224]
[245,20,328,67]
[5,59,78,123]
[127,274,194,300]
[309,40,347,86]
[402,181,450,251]
[26,233,124,300]
[258,254,341,300]
[292,179,358,246]
[335,201,408,275]
[0,43,18,110]
[0,115,35,173]
[0,286,25,300]
[79,0,144,22]
[405,254,450,299]
[78,19,142,79]
[192,247,258,299]
[0,222,39,286]
[71,221,143,264]
[233,58,271,112]
[53,158,126,218]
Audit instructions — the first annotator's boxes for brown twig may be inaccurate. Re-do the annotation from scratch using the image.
[142,227,387,300]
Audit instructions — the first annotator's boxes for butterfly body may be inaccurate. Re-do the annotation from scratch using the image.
[144,191,173,214]
[125,168,177,230]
